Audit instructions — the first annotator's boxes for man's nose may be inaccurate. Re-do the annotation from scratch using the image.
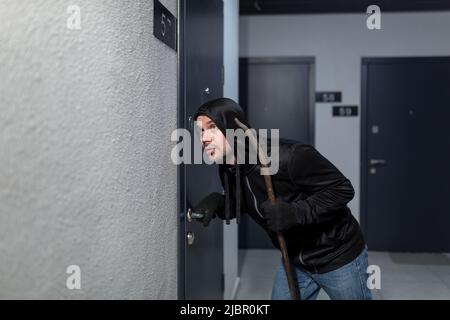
[202,129,212,143]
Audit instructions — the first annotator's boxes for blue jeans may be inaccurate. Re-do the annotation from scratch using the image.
[271,247,372,300]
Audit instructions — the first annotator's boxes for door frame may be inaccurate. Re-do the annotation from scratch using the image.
[360,56,450,239]
[239,56,316,146]
[177,0,186,300]
[177,0,224,300]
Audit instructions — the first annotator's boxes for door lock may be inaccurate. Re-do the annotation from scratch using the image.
[186,232,195,246]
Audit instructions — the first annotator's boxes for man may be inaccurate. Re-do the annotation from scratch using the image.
[193,97,372,300]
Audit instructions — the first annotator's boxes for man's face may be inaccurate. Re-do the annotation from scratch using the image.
[196,115,231,163]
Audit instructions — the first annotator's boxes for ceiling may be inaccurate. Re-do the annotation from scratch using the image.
[240,0,450,15]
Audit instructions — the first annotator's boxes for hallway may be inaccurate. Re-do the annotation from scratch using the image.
[236,250,450,300]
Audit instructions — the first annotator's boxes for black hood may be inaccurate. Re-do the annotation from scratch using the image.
[194,97,257,170]
[195,97,250,137]
[194,97,256,224]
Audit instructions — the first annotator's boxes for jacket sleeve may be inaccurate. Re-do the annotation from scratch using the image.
[287,144,355,225]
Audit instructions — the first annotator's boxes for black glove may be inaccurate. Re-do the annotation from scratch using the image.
[193,192,225,227]
[260,198,302,232]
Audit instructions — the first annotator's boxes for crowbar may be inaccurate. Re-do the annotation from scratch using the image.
[234,117,298,300]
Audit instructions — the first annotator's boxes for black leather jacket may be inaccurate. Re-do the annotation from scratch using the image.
[195,97,365,274]
[218,139,366,274]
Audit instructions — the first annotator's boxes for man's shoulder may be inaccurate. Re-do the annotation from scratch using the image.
[279,138,313,153]
[277,139,323,173]
[275,139,314,171]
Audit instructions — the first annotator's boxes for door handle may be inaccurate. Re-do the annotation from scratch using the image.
[186,232,195,246]
[186,208,204,223]
[370,159,387,166]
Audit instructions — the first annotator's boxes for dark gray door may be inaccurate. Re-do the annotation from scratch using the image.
[179,0,224,299]
[361,57,450,252]
[238,57,315,249]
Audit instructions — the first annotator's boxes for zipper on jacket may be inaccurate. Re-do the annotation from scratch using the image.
[298,252,306,265]
[244,176,320,273]
[298,252,313,271]
[298,251,318,273]
[244,176,265,220]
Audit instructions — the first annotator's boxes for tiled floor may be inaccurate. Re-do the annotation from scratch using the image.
[235,249,450,300]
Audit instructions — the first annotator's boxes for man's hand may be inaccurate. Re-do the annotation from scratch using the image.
[260,198,302,232]
[193,192,225,227]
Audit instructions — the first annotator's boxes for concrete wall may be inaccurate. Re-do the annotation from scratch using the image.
[0,0,178,299]
[223,0,240,300]
[239,11,450,221]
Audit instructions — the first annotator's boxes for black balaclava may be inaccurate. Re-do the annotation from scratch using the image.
[194,97,257,224]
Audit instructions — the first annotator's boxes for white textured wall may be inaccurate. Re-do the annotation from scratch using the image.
[240,12,450,221]
[0,0,178,299]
